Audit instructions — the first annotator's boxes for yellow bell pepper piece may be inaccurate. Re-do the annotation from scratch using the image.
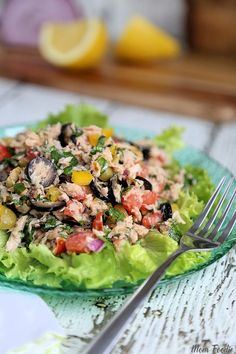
[0,205,17,230]
[172,203,178,213]
[102,127,113,138]
[72,171,93,186]
[110,145,116,157]
[46,186,61,202]
[88,134,100,146]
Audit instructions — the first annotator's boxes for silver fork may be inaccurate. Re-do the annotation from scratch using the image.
[83,176,236,354]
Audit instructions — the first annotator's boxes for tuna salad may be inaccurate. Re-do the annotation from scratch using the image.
[0,104,214,290]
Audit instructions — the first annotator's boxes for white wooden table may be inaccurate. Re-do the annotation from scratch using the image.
[0,78,236,354]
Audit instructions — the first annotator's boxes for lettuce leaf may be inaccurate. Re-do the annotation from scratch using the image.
[153,126,185,153]
[0,231,210,289]
[184,165,214,203]
[0,230,8,248]
[35,103,108,130]
[175,191,204,234]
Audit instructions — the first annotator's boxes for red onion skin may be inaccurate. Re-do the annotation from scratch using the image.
[0,0,82,47]
[88,239,105,253]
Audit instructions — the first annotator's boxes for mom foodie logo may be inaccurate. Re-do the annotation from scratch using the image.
[191,344,233,353]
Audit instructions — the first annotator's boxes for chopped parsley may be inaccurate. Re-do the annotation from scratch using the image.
[96,157,108,174]
[50,147,78,175]
[22,223,34,247]
[43,217,61,231]
[90,136,106,155]
[107,208,125,222]
[14,183,26,194]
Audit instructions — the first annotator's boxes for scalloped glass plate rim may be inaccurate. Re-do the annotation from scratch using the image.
[0,123,235,297]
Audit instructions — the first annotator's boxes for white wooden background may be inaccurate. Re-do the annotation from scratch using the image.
[0,78,236,354]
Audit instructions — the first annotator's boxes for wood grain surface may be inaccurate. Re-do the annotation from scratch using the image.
[1,46,236,122]
[0,78,235,354]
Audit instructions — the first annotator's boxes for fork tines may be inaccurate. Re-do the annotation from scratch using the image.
[188,176,236,243]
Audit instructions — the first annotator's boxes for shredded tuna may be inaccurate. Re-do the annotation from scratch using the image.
[6,216,28,252]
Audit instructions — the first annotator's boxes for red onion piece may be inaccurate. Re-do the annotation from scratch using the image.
[0,0,82,47]
[88,239,105,253]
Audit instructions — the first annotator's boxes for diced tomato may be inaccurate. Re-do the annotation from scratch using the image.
[0,144,11,161]
[26,149,39,161]
[53,237,66,256]
[92,212,103,231]
[141,191,158,211]
[122,188,143,214]
[64,200,85,222]
[142,211,162,229]
[65,231,94,254]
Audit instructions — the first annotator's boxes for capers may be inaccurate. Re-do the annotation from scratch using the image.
[99,167,114,182]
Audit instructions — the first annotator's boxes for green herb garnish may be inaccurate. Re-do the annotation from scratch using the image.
[61,224,73,236]
[168,222,182,243]
[96,157,108,174]
[108,208,125,222]
[22,224,34,247]
[43,217,61,231]
[14,183,26,194]
[90,136,106,155]
[50,148,78,175]
[50,148,61,164]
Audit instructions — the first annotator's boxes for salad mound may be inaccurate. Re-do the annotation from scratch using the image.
[0,104,214,290]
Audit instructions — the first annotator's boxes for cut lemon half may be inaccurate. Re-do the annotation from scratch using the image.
[39,19,108,69]
[114,15,181,62]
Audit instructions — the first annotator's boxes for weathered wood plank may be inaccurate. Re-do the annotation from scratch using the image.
[111,249,236,354]
[209,122,236,175]
[0,82,110,127]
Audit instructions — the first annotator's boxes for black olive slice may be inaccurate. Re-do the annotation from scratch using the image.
[90,179,116,205]
[120,179,128,189]
[90,180,110,202]
[58,124,82,147]
[160,202,173,221]
[107,179,117,205]
[140,146,151,160]
[136,176,153,191]
[59,173,71,183]
[30,199,66,212]
[26,157,57,187]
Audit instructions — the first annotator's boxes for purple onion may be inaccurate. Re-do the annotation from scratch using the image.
[88,239,105,253]
[0,0,82,47]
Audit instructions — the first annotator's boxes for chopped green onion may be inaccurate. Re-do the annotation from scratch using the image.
[14,183,26,194]
[43,217,61,231]
[90,136,106,155]
[96,157,108,174]
[108,208,125,222]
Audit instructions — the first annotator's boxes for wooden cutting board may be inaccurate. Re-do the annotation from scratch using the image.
[0,45,236,122]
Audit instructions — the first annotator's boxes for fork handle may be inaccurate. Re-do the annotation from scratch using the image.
[83,247,186,354]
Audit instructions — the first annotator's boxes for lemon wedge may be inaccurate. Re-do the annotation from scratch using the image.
[39,19,108,69]
[114,15,181,62]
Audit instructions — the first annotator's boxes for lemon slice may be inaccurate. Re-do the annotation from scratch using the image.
[114,15,181,62]
[39,19,108,69]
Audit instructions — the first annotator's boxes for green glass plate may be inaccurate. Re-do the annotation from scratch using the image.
[0,124,235,297]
